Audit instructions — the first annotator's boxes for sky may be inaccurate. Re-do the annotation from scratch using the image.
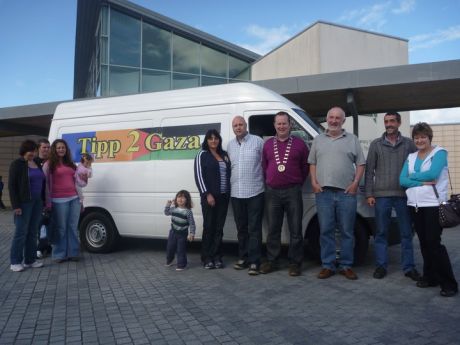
[0,0,459,124]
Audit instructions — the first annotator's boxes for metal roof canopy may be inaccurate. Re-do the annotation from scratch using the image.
[255,59,460,119]
[0,102,59,137]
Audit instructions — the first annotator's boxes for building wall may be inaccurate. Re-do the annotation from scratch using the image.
[429,123,460,194]
[251,22,408,81]
[0,135,43,208]
[251,25,321,80]
[318,23,408,73]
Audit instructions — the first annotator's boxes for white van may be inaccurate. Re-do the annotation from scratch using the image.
[49,83,375,263]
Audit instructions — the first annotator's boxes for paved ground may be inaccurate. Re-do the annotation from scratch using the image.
[0,210,459,345]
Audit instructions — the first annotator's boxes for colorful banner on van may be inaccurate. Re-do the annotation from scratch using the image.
[63,123,221,162]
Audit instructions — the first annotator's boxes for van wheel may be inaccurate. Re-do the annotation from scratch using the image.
[353,219,369,266]
[305,216,369,265]
[304,217,321,263]
[80,212,118,253]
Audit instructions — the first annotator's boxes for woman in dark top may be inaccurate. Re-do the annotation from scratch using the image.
[9,140,45,272]
[194,129,231,269]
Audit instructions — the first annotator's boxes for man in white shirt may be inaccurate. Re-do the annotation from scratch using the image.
[227,116,265,276]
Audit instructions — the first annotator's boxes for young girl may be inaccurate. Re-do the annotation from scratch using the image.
[75,153,93,206]
[164,190,195,271]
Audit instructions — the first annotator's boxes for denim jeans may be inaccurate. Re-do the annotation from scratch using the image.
[10,197,43,265]
[51,197,81,260]
[316,189,357,270]
[201,193,229,263]
[265,185,303,265]
[231,192,264,265]
[374,197,414,272]
[166,229,188,268]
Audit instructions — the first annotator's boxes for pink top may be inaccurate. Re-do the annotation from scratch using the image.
[51,164,78,198]
[75,164,92,187]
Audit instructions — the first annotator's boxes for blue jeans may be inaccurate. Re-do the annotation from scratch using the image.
[374,197,415,272]
[51,197,81,260]
[316,189,357,270]
[10,197,43,265]
[166,229,188,268]
[265,186,303,265]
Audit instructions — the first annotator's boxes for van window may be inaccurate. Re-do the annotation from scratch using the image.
[248,114,315,148]
[248,115,275,139]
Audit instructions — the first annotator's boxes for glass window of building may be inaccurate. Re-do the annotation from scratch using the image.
[172,73,199,89]
[109,66,140,95]
[110,10,141,67]
[142,22,171,71]
[142,70,171,92]
[201,45,227,78]
[101,65,109,96]
[202,76,227,86]
[173,34,200,74]
[229,56,250,80]
[100,6,108,36]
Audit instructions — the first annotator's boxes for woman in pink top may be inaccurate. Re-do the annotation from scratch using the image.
[43,139,81,262]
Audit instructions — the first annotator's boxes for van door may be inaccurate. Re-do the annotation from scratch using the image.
[157,113,232,240]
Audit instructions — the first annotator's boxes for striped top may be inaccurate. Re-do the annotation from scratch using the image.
[218,161,228,194]
[164,205,196,234]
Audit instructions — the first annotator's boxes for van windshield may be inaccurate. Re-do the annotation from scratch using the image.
[292,108,324,133]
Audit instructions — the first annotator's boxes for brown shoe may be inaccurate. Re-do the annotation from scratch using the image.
[288,264,301,277]
[339,268,358,280]
[259,261,274,274]
[317,268,335,279]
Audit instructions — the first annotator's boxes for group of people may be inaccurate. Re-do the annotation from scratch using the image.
[7,107,457,298]
[165,107,457,298]
[8,139,93,272]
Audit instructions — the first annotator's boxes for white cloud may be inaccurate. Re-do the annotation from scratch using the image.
[392,0,416,14]
[409,25,460,51]
[239,24,295,55]
[339,2,391,31]
[339,0,416,31]
[411,108,460,125]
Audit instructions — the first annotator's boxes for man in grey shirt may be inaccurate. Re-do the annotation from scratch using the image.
[364,111,420,281]
[309,106,365,280]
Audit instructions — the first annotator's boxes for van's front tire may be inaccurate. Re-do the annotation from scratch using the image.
[80,212,118,253]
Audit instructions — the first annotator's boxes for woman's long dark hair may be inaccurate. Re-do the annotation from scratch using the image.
[201,129,224,154]
[48,139,76,173]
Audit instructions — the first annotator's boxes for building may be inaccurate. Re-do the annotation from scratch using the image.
[425,123,460,194]
[74,0,259,99]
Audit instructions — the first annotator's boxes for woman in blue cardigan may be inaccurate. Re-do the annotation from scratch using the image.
[194,129,231,269]
[400,122,457,297]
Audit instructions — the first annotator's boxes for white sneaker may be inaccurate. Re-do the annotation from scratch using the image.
[37,251,43,259]
[23,261,44,268]
[10,264,24,272]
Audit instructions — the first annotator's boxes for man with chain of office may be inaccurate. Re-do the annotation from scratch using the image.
[260,111,309,276]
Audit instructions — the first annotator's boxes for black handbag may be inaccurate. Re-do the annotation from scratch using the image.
[432,170,460,228]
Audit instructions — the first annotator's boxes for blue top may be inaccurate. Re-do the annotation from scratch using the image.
[400,150,447,188]
[29,167,45,198]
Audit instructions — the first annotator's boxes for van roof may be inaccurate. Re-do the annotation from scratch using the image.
[54,83,300,119]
